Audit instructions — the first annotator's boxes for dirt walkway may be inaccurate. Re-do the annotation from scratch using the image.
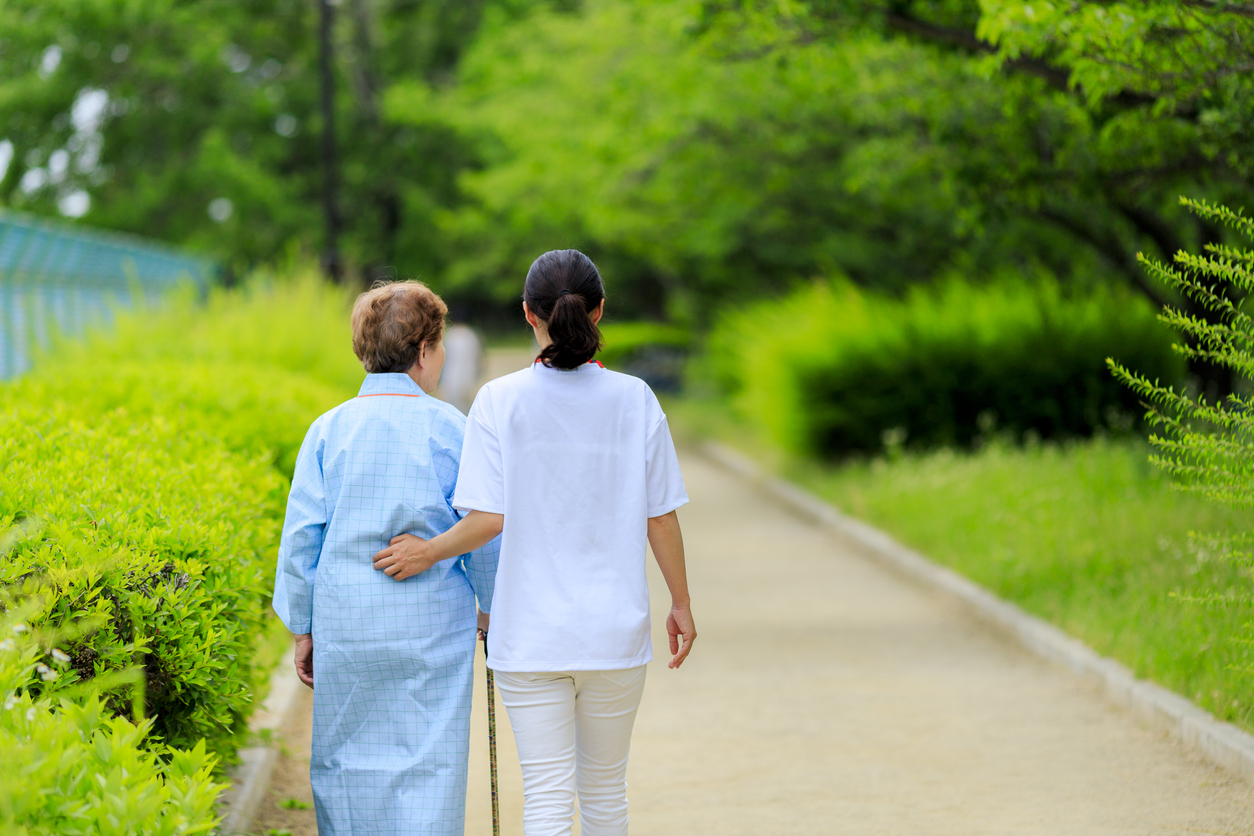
[253,353,1254,835]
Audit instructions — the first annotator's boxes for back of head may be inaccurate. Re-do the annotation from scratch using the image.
[524,249,605,370]
[351,280,448,373]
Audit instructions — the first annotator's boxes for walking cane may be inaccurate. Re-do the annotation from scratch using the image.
[481,629,500,836]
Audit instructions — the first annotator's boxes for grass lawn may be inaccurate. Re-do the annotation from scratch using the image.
[669,401,1253,730]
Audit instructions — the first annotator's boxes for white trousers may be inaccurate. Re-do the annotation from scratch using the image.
[495,666,648,836]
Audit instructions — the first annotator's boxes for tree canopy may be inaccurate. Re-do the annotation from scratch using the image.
[2,0,1250,319]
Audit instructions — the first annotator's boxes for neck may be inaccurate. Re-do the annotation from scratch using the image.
[532,323,551,351]
[406,363,434,394]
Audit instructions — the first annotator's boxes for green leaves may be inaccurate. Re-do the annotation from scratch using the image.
[1108,196,1254,680]
[0,397,283,758]
[423,1,1063,314]
[704,278,1182,455]
[0,274,360,829]
[0,608,224,835]
[1110,198,1254,510]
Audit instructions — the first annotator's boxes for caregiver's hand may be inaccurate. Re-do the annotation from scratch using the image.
[666,604,696,669]
[372,534,438,581]
[647,510,696,669]
[294,633,314,689]
[375,511,506,584]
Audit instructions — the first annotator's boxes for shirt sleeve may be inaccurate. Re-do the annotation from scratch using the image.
[461,535,500,614]
[452,387,505,515]
[273,420,327,634]
[645,405,689,518]
[433,404,501,614]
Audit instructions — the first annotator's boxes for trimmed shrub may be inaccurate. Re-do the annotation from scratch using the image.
[47,271,365,395]
[703,280,1183,456]
[0,607,223,835]
[3,274,361,774]
[0,398,286,759]
[14,361,349,476]
[599,322,690,367]
[599,322,691,392]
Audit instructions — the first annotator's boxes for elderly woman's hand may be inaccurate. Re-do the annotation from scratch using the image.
[372,534,438,581]
[294,633,314,689]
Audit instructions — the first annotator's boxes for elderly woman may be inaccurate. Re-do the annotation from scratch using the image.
[273,280,499,835]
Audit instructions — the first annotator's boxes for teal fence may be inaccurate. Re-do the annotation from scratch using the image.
[0,210,213,378]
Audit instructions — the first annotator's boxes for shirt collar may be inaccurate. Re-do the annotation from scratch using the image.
[357,373,424,397]
[531,359,606,373]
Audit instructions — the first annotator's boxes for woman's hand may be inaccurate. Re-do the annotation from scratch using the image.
[372,534,438,580]
[477,609,490,637]
[666,603,696,669]
[294,633,314,689]
[373,513,504,582]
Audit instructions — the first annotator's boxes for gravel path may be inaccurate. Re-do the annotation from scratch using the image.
[253,351,1254,835]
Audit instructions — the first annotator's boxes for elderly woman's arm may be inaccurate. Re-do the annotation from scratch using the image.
[462,532,500,627]
[274,426,328,690]
[372,511,504,581]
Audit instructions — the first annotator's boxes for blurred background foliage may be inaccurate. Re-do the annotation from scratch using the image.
[700,279,1181,456]
[3,0,1251,324]
[2,0,1253,790]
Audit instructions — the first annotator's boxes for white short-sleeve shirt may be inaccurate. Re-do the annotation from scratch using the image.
[453,360,689,671]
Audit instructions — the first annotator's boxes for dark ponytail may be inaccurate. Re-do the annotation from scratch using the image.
[524,249,605,370]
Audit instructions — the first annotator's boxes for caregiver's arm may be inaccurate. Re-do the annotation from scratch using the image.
[648,510,697,669]
[372,511,504,581]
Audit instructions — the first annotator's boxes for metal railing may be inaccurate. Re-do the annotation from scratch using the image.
[0,209,214,378]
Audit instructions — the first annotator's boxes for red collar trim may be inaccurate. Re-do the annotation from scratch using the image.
[533,358,605,368]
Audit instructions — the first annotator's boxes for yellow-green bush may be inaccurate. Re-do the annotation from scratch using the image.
[50,271,364,395]
[701,280,1182,456]
[0,607,223,835]
[598,322,690,368]
[15,361,348,476]
[2,273,362,831]
[0,399,285,758]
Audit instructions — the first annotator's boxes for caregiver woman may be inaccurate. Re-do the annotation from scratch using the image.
[373,249,696,836]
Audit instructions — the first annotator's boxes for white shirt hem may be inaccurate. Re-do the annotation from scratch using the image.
[486,651,654,673]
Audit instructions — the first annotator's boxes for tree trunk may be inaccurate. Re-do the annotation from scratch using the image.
[319,0,343,282]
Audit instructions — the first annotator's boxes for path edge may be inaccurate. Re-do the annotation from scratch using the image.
[216,646,305,835]
[700,440,1254,783]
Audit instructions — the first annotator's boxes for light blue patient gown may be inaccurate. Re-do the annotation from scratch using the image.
[273,372,499,835]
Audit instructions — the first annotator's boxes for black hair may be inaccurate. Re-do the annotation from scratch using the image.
[524,249,605,370]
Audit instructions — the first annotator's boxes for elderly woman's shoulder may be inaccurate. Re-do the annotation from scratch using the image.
[428,394,469,427]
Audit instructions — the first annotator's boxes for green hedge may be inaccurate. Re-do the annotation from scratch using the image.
[50,273,364,395]
[16,361,349,475]
[0,606,223,835]
[599,322,691,392]
[2,274,361,831]
[598,322,690,368]
[0,398,285,757]
[702,281,1183,456]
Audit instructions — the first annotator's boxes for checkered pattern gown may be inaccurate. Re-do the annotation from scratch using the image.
[273,373,500,835]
